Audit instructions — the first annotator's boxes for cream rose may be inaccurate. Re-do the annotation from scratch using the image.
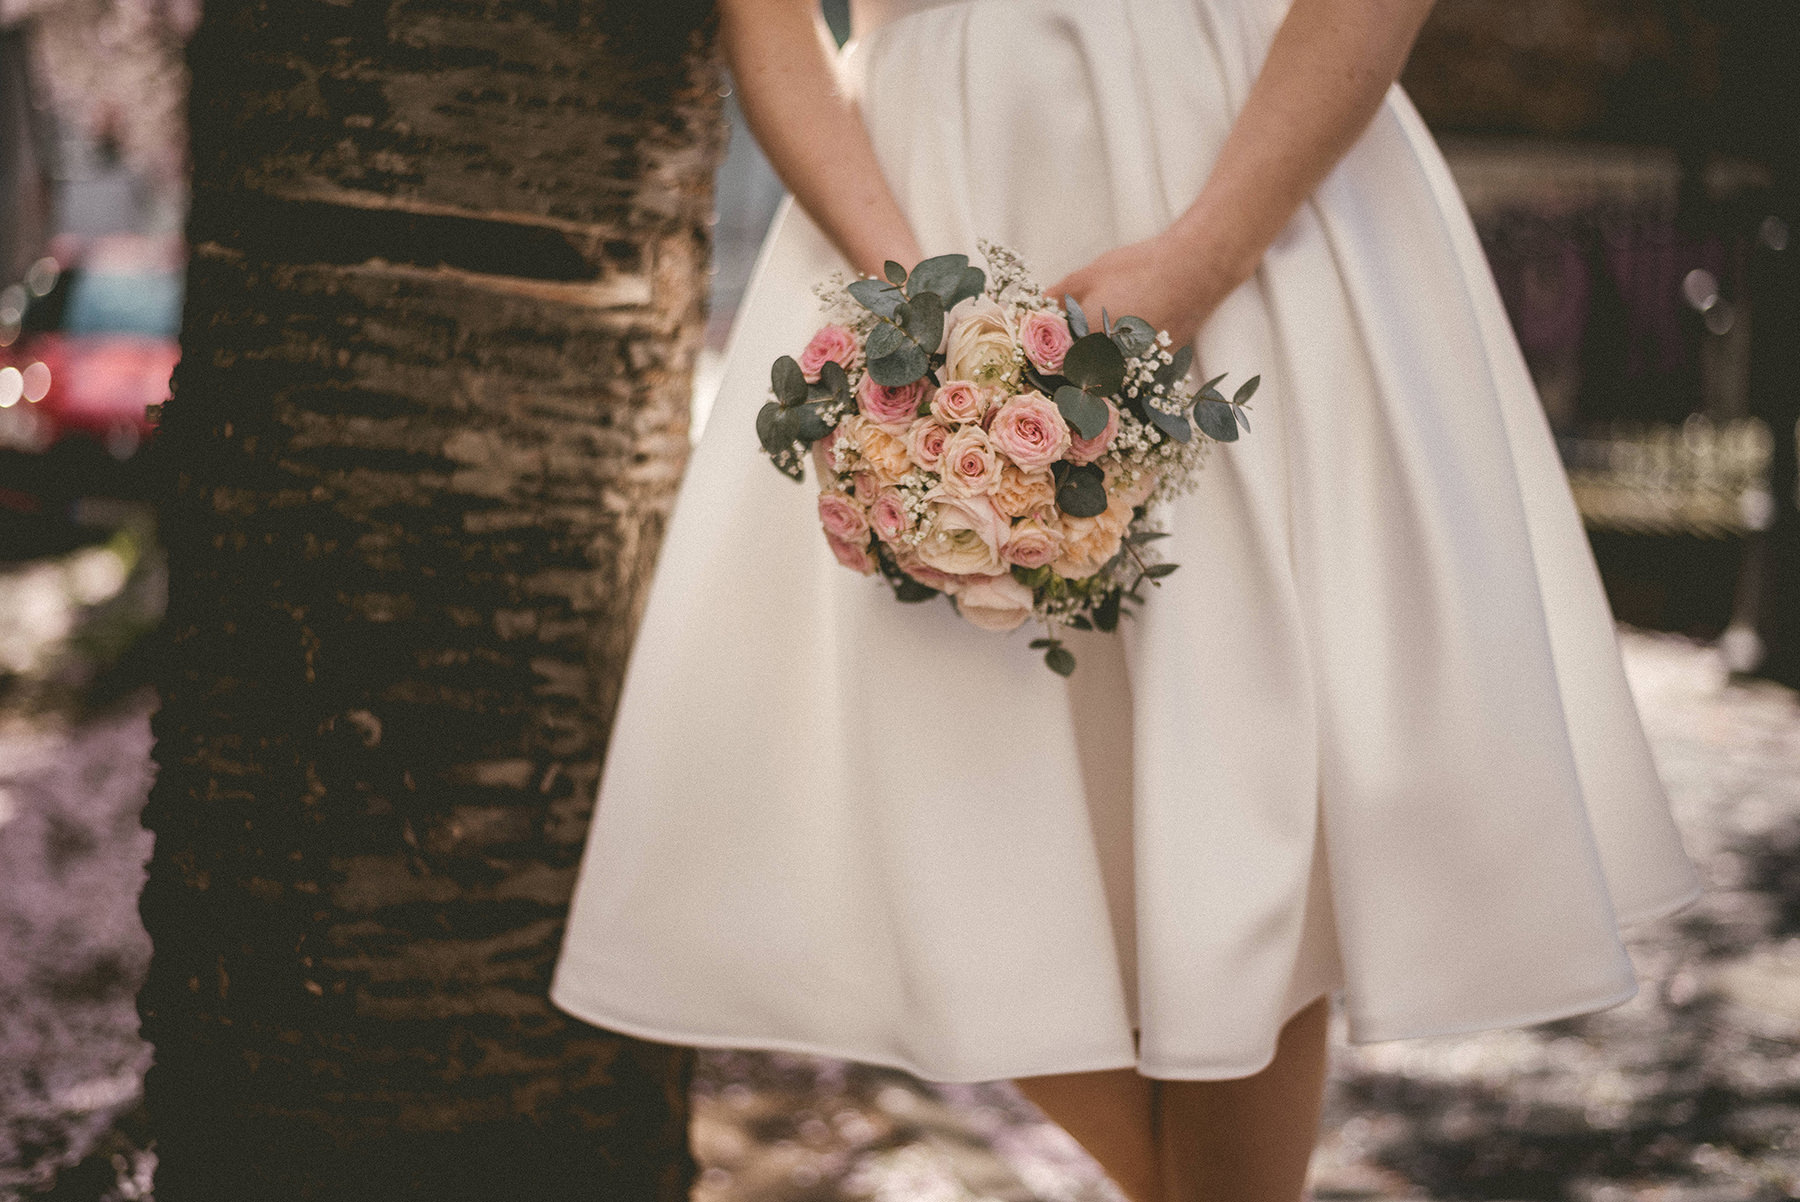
[849,416,913,481]
[955,572,1035,632]
[1019,308,1075,373]
[988,391,1071,471]
[905,417,951,473]
[798,324,857,383]
[989,462,1057,519]
[1003,518,1061,569]
[943,297,1020,387]
[915,493,1007,577]
[929,380,991,426]
[938,425,1003,497]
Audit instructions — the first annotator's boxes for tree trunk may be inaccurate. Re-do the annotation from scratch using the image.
[139,3,721,1199]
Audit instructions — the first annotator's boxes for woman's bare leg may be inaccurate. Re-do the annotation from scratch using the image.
[1013,1068,1161,1202]
[1157,993,1332,1202]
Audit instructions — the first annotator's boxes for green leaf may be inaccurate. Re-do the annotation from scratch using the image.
[1143,562,1179,579]
[906,253,969,299]
[1045,645,1077,676]
[1064,295,1089,338]
[1093,589,1122,632]
[1061,333,1127,396]
[1127,529,1169,545]
[848,278,902,318]
[1028,637,1061,650]
[893,576,940,602]
[884,260,907,285]
[904,289,945,354]
[1056,461,1108,517]
[1068,615,1094,631]
[1110,316,1156,358]
[866,321,905,361]
[944,265,986,309]
[756,401,784,454]
[1053,385,1111,441]
[1232,374,1261,406]
[1194,397,1240,442]
[1154,344,1194,390]
[818,359,850,402]
[1199,371,1227,393]
[772,355,807,407]
[1146,401,1192,444]
[868,343,931,386]
[793,401,834,444]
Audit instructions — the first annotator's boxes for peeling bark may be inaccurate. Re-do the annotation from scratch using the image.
[140,3,722,1199]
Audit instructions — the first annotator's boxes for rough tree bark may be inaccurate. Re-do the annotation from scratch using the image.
[140,3,721,1199]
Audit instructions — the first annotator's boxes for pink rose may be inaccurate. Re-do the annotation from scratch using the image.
[988,391,1071,470]
[1065,398,1120,466]
[851,470,880,505]
[799,324,857,383]
[930,380,991,426]
[1003,518,1061,569]
[955,572,1036,632]
[1019,308,1075,373]
[915,492,1007,577]
[905,417,952,473]
[818,491,869,544]
[869,488,910,542]
[826,532,876,575]
[857,375,928,428]
[938,425,1003,498]
[895,549,959,593]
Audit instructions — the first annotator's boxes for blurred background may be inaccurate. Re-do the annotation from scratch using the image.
[2,0,1798,1199]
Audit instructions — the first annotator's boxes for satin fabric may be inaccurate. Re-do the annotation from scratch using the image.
[550,0,1701,1081]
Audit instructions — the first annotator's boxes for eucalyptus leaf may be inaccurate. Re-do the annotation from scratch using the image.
[1110,315,1156,358]
[945,265,986,309]
[868,343,931,386]
[1143,562,1180,579]
[1093,589,1122,633]
[1062,333,1127,395]
[1194,397,1240,442]
[1232,374,1261,406]
[884,260,907,285]
[771,355,807,407]
[1045,645,1077,677]
[905,289,945,354]
[1147,401,1193,444]
[1127,529,1170,546]
[1056,461,1108,517]
[1154,344,1194,390]
[793,401,834,444]
[848,278,902,318]
[1053,384,1111,441]
[818,359,851,402]
[755,400,784,454]
[893,576,939,602]
[1069,615,1093,631]
[1064,295,1089,338]
[866,321,905,361]
[1028,637,1060,650]
[906,253,969,299]
[1199,371,1227,394]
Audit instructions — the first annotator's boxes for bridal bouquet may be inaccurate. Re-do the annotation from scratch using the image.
[755,242,1255,675]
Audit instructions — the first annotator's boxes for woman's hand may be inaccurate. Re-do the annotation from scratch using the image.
[1046,230,1245,349]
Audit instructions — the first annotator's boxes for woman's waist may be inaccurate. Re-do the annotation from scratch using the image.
[849,0,1290,40]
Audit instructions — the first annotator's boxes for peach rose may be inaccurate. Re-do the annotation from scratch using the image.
[939,425,1003,497]
[989,462,1057,518]
[1064,398,1120,466]
[930,380,991,426]
[799,324,857,383]
[955,572,1036,632]
[851,470,881,505]
[826,531,876,575]
[905,417,952,473]
[849,416,913,481]
[1003,518,1061,569]
[857,374,928,428]
[915,492,1007,577]
[943,297,1020,386]
[869,488,910,543]
[1050,495,1133,579]
[988,391,1071,470]
[1019,308,1075,373]
[817,491,868,544]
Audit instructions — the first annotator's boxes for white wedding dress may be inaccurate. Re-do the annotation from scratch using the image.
[550,0,1701,1082]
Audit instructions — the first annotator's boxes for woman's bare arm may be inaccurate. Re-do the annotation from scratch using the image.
[720,0,922,278]
[1051,0,1439,341]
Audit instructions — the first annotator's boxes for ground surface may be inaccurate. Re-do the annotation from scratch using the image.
[1,562,1796,1201]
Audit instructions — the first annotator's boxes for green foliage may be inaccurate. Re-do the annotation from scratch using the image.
[1055,461,1108,517]
[1062,333,1126,395]
[1054,384,1111,441]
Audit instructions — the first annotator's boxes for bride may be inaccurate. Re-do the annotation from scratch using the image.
[551,0,1702,1198]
